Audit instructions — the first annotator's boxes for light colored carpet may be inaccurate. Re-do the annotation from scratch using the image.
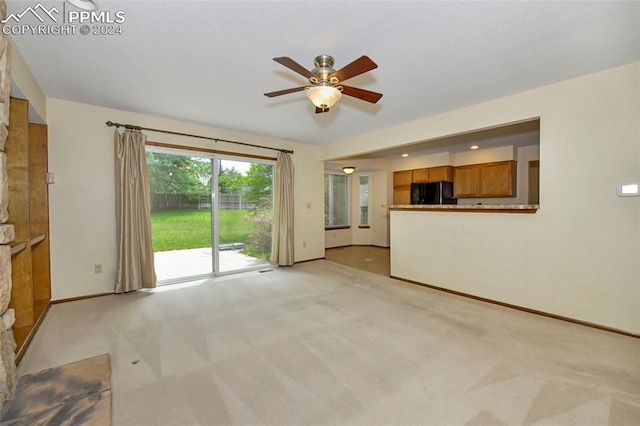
[17,261,640,425]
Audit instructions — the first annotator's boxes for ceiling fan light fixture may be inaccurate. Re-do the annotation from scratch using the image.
[306,85,342,109]
[342,166,356,175]
[66,0,98,10]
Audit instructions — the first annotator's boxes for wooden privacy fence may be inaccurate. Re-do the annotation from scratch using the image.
[151,193,257,210]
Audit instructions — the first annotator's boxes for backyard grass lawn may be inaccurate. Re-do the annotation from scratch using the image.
[151,209,252,252]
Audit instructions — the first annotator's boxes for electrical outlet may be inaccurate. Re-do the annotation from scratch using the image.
[303,241,307,248]
[95,264,103,274]
[306,202,311,209]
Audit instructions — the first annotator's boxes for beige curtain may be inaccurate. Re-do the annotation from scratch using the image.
[114,129,156,293]
[271,152,294,266]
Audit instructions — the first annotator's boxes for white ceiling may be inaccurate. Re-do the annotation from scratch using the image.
[8,0,640,146]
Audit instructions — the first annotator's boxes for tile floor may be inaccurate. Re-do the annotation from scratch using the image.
[325,245,390,276]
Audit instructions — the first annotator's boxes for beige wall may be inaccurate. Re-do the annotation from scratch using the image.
[391,152,453,171]
[454,145,515,166]
[324,228,352,249]
[46,98,325,300]
[324,62,640,333]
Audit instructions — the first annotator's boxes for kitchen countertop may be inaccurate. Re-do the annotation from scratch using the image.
[390,204,539,213]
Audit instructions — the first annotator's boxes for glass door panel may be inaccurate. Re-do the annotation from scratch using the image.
[146,151,214,282]
[217,158,273,273]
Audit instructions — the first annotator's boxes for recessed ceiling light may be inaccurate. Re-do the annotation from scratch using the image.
[470,145,479,150]
[401,153,409,157]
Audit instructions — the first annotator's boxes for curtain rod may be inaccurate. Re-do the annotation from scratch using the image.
[105,121,294,154]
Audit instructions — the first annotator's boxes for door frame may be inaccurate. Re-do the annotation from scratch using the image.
[146,145,275,284]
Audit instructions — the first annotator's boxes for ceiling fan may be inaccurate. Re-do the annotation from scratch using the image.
[264,54,383,114]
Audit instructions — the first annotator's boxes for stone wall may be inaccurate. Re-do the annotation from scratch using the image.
[0,0,17,415]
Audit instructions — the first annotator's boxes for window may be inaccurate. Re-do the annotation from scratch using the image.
[324,173,349,227]
[359,175,370,226]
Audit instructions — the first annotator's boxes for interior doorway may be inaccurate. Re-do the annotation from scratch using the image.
[146,146,274,283]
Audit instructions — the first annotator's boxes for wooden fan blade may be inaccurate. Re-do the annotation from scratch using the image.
[264,86,307,97]
[273,57,315,79]
[340,85,383,104]
[315,106,330,114]
[329,56,378,83]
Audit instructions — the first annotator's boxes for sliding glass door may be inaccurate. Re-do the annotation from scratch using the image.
[146,147,273,283]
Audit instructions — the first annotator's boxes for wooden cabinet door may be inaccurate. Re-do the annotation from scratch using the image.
[480,161,516,197]
[454,165,480,198]
[393,187,411,205]
[393,170,413,187]
[412,168,429,183]
[428,166,454,182]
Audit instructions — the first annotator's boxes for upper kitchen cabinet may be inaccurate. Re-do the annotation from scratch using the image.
[480,161,517,197]
[393,170,413,187]
[393,170,413,205]
[453,165,481,198]
[427,166,454,183]
[454,160,516,198]
[412,168,429,183]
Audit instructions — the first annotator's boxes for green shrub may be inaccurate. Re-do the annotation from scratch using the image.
[241,201,273,261]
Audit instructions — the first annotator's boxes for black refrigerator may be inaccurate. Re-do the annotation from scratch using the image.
[410,181,457,205]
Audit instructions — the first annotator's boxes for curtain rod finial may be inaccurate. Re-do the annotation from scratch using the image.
[106,121,115,127]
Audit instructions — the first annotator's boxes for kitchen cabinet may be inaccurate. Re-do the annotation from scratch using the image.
[393,170,413,205]
[453,165,481,197]
[393,170,413,187]
[412,168,429,183]
[393,188,411,205]
[454,161,516,198]
[427,166,454,183]
[480,161,516,197]
[393,166,456,204]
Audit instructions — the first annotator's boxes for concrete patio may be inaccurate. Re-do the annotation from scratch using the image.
[154,247,270,281]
